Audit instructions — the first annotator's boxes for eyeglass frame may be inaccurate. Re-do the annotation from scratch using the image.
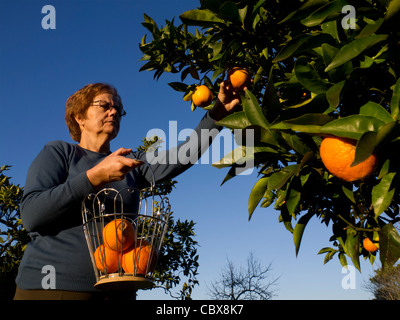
[91,100,127,117]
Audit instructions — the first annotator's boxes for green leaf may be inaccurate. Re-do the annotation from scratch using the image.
[339,252,348,268]
[345,228,361,272]
[352,131,377,166]
[256,126,282,147]
[300,0,348,27]
[322,20,339,40]
[268,164,300,190]
[320,115,385,140]
[243,90,269,130]
[390,77,400,120]
[379,223,400,270]
[384,0,400,21]
[220,166,237,186]
[376,121,398,149]
[216,111,251,129]
[168,82,188,92]
[321,42,338,66]
[285,92,331,114]
[286,178,301,216]
[351,121,397,166]
[179,9,226,26]
[139,60,160,72]
[262,68,282,123]
[322,43,352,80]
[359,101,393,124]
[279,0,330,24]
[359,55,374,69]
[142,14,159,34]
[342,185,356,203]
[203,75,213,89]
[271,113,333,132]
[372,172,396,216]
[318,247,338,264]
[318,247,334,255]
[378,158,390,180]
[356,18,384,39]
[278,205,294,233]
[326,80,345,108]
[281,131,311,156]
[273,33,334,62]
[325,34,388,72]
[294,56,328,94]
[293,211,314,256]
[248,177,269,220]
[213,146,276,169]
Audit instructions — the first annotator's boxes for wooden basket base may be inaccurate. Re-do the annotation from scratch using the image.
[95,273,154,291]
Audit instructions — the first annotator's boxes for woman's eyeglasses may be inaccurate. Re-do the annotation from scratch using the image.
[91,100,127,117]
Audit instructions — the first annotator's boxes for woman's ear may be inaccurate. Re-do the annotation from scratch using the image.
[74,114,84,128]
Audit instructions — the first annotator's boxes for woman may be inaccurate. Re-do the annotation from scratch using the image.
[14,81,241,299]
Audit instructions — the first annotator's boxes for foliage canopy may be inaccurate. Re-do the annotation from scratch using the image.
[140,0,400,271]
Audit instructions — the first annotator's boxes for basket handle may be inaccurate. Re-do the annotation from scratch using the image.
[141,160,156,193]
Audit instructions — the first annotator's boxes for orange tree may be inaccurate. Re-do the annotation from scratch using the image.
[139,0,400,271]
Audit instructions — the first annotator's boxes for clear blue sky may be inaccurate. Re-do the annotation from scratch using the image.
[1,0,377,300]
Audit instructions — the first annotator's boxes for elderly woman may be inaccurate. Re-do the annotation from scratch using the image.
[14,81,241,300]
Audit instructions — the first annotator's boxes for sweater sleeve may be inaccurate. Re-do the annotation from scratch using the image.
[20,141,95,233]
[132,111,223,188]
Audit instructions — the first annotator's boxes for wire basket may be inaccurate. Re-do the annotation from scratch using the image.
[81,169,170,291]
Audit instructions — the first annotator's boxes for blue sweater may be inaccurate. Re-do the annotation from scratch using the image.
[16,112,221,292]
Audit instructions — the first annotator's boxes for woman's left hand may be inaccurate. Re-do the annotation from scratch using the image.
[209,80,246,121]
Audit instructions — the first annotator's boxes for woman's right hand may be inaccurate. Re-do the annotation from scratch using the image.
[86,148,144,190]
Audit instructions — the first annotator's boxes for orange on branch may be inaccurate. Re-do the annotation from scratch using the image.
[228,68,251,91]
[122,240,158,275]
[103,218,135,252]
[94,245,121,274]
[320,136,378,182]
[363,238,379,253]
[191,85,213,108]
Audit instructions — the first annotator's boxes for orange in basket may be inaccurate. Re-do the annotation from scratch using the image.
[122,240,157,275]
[103,218,136,252]
[94,244,122,274]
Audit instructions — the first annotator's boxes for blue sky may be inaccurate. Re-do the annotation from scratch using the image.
[0,0,377,300]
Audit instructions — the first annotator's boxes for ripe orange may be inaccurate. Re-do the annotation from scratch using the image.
[228,68,251,91]
[320,136,378,182]
[363,238,379,253]
[192,85,213,108]
[94,244,121,274]
[122,240,157,275]
[103,218,135,252]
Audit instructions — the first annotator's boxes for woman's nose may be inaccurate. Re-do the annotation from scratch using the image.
[108,106,118,116]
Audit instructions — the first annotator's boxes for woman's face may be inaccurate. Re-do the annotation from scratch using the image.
[77,92,123,142]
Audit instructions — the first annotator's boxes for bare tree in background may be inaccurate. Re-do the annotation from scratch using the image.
[207,252,279,300]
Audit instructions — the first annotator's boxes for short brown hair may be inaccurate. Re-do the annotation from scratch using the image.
[65,83,123,142]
